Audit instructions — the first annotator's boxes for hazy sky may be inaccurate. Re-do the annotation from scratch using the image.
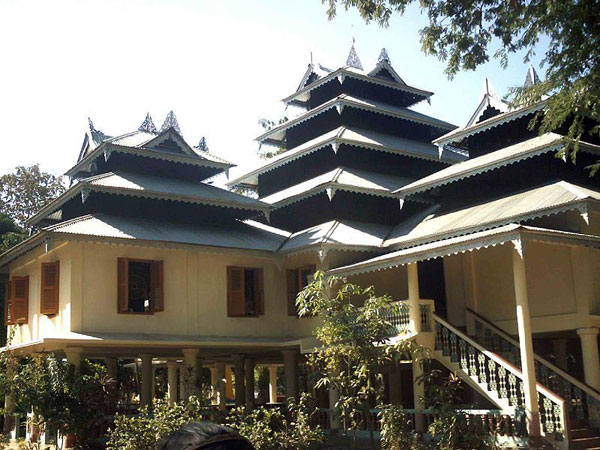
[0,0,548,180]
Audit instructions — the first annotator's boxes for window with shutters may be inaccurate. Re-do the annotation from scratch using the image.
[117,258,164,314]
[41,261,60,316]
[226,266,264,317]
[287,265,316,316]
[4,276,29,324]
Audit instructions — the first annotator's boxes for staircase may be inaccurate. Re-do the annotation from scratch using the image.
[424,308,600,449]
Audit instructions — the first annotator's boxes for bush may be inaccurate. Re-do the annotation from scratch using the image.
[379,405,418,450]
[227,393,323,450]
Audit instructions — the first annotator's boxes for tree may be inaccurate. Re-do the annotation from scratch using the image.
[297,271,427,449]
[0,213,26,254]
[321,0,600,174]
[0,165,66,228]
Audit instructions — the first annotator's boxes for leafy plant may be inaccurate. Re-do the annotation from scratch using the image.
[227,393,323,450]
[379,405,418,450]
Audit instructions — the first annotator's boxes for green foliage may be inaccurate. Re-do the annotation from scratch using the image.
[321,0,600,174]
[297,271,427,438]
[379,405,418,450]
[106,396,215,450]
[0,164,66,227]
[227,393,324,450]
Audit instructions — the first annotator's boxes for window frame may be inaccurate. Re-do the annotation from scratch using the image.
[287,265,316,317]
[40,261,60,316]
[226,266,264,318]
[117,257,164,315]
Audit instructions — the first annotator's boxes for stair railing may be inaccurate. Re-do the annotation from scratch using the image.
[433,314,568,441]
[466,308,600,430]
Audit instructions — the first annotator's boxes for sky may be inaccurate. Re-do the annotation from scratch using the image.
[0,0,549,180]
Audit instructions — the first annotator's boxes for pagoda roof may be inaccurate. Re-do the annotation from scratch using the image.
[258,94,457,146]
[465,78,510,127]
[278,219,390,254]
[229,126,462,188]
[70,124,233,178]
[396,134,600,198]
[285,66,433,108]
[434,100,548,151]
[28,171,269,226]
[261,167,414,209]
[384,180,600,249]
[329,224,600,277]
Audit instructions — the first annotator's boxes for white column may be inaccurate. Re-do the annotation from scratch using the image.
[151,367,157,400]
[282,349,299,402]
[182,348,199,400]
[512,243,541,437]
[268,365,278,404]
[412,360,425,433]
[167,361,178,406]
[216,361,226,410]
[407,263,421,335]
[64,347,83,369]
[328,383,340,431]
[577,328,600,390]
[140,354,153,408]
[210,367,218,405]
[233,355,246,406]
[244,357,256,410]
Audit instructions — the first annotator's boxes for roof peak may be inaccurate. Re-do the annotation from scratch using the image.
[377,48,391,65]
[138,112,158,133]
[160,110,182,136]
[346,41,363,70]
[524,64,541,87]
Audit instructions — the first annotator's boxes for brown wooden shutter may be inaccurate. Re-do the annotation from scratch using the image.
[151,260,164,312]
[4,281,12,326]
[41,262,60,316]
[287,269,299,316]
[227,267,245,317]
[117,258,129,313]
[298,265,317,289]
[254,268,264,315]
[12,276,29,324]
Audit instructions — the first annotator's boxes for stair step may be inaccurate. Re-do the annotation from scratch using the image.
[571,428,599,440]
[571,437,600,450]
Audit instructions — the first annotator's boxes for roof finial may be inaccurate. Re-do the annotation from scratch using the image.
[138,112,157,133]
[87,117,110,143]
[377,48,391,65]
[159,110,182,136]
[346,38,363,70]
[524,64,541,87]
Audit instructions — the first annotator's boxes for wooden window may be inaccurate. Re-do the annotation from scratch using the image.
[117,258,164,314]
[287,265,316,316]
[41,262,60,316]
[226,266,264,317]
[11,276,29,324]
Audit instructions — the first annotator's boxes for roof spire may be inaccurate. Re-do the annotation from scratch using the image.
[346,38,363,70]
[377,48,391,65]
[138,112,157,133]
[480,77,500,99]
[87,117,109,144]
[160,110,182,136]
[524,64,541,87]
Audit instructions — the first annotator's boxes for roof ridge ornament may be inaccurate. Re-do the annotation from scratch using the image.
[87,117,110,143]
[524,64,541,87]
[377,48,391,65]
[138,113,158,133]
[346,39,363,70]
[160,110,182,136]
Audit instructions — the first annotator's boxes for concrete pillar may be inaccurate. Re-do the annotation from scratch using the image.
[244,357,256,410]
[552,339,569,371]
[210,367,218,405]
[282,349,299,402]
[388,365,403,405]
[407,263,421,335]
[328,383,340,431]
[233,355,246,407]
[216,362,226,410]
[182,348,200,400]
[151,367,157,400]
[167,361,178,406]
[268,365,278,404]
[196,355,204,394]
[64,347,83,369]
[140,354,153,408]
[412,360,425,433]
[577,328,600,390]
[512,244,541,437]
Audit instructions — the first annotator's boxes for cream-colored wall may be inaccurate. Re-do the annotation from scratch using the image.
[7,241,73,345]
[348,266,408,301]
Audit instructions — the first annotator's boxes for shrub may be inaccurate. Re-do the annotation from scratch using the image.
[379,405,418,450]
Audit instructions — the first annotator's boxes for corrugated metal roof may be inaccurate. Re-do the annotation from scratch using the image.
[228,126,462,188]
[260,167,413,207]
[279,220,391,253]
[396,133,595,197]
[385,181,600,248]
[46,214,288,252]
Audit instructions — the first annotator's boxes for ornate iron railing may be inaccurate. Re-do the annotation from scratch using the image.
[434,315,568,441]
[380,300,434,334]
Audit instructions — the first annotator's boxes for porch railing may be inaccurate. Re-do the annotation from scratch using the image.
[433,314,568,441]
[466,308,600,430]
[381,300,434,335]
